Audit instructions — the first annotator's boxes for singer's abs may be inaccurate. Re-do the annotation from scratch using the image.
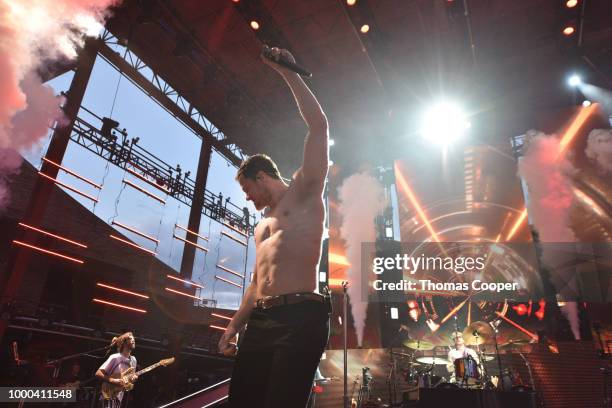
[253,183,324,298]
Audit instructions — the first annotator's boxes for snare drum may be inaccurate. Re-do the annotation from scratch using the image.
[454,356,480,385]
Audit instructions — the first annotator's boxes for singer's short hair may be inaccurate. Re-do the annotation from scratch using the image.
[113,332,134,351]
[236,154,281,181]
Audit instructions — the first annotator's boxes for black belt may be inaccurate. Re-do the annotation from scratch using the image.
[254,292,327,310]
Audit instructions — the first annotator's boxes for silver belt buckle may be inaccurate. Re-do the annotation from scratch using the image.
[259,297,273,309]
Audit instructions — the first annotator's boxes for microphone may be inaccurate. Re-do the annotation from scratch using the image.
[261,45,312,78]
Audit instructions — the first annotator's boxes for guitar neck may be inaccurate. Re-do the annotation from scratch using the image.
[135,362,161,377]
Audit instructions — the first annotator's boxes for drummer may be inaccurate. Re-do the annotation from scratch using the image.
[446,331,479,376]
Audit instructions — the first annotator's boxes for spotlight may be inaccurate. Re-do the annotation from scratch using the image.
[347,0,356,5]
[421,102,470,145]
[582,100,592,107]
[250,20,260,30]
[566,0,578,7]
[568,74,582,87]
[562,25,576,36]
[360,24,370,34]
[329,139,335,146]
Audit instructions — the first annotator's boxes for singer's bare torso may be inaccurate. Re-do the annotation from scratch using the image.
[253,179,325,298]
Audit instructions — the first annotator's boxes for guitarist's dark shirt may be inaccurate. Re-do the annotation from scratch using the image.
[99,353,136,402]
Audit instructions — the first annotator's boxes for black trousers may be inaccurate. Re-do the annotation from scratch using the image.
[228,300,330,408]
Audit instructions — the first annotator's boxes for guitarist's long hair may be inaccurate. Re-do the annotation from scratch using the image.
[112,332,134,352]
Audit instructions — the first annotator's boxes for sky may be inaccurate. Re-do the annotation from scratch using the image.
[25,54,258,310]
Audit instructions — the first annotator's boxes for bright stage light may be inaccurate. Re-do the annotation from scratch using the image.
[329,139,335,146]
[360,24,370,34]
[250,20,260,30]
[568,74,582,87]
[347,0,356,5]
[421,102,470,145]
[582,100,591,107]
[562,25,575,36]
[566,0,578,8]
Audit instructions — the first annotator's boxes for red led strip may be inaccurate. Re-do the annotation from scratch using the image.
[165,287,203,301]
[122,179,166,204]
[125,167,170,194]
[12,240,84,264]
[42,158,102,189]
[220,231,247,246]
[109,234,156,255]
[216,264,245,278]
[93,298,147,313]
[166,274,204,289]
[215,275,243,288]
[222,222,248,238]
[211,312,233,321]
[18,223,87,248]
[112,220,159,244]
[172,234,208,252]
[38,172,99,202]
[175,224,209,241]
[96,282,149,299]
[209,325,227,331]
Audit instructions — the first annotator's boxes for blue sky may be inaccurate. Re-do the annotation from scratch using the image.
[26,55,258,310]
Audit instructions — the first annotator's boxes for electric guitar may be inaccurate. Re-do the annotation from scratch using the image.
[101,357,174,399]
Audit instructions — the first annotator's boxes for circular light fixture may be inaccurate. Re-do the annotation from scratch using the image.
[582,100,592,107]
[250,20,260,30]
[360,24,370,34]
[562,26,575,36]
[568,74,582,87]
[421,102,470,146]
[347,0,356,5]
[566,0,578,8]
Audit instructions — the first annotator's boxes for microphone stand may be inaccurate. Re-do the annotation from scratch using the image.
[46,344,115,384]
[490,322,505,391]
[342,281,349,408]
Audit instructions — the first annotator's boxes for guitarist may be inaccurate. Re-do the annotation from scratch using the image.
[95,332,138,408]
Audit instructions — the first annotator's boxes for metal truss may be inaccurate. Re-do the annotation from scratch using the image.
[510,134,527,159]
[70,106,254,234]
[99,30,247,165]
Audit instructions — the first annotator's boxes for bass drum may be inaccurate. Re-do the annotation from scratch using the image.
[454,356,480,385]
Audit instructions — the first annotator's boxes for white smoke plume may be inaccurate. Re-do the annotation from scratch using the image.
[518,130,581,340]
[585,128,612,174]
[0,0,119,211]
[338,172,386,346]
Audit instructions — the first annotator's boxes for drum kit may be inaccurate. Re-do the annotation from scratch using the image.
[388,321,533,396]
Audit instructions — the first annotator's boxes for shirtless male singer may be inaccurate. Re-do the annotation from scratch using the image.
[218,47,330,408]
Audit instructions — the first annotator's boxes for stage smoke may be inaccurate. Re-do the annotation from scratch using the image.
[338,172,385,346]
[585,129,612,174]
[0,0,119,211]
[518,130,581,339]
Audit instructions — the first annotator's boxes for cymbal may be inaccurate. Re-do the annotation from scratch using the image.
[463,321,493,345]
[390,351,414,359]
[501,339,531,348]
[416,356,448,365]
[403,339,434,351]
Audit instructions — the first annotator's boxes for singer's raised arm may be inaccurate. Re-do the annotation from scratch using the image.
[262,47,329,194]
